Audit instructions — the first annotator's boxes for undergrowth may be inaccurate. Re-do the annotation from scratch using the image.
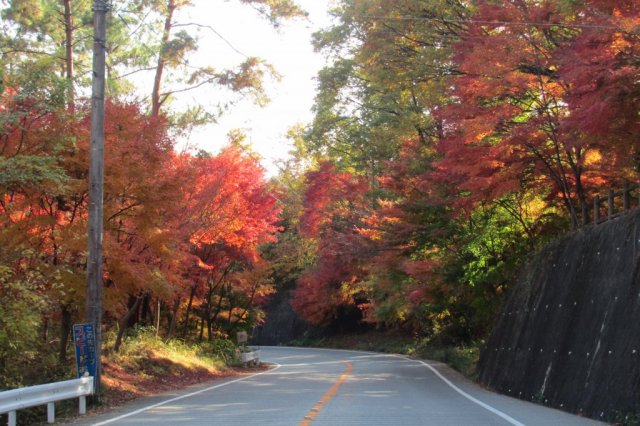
[413,341,481,378]
[7,327,240,425]
[290,329,481,378]
[103,326,234,374]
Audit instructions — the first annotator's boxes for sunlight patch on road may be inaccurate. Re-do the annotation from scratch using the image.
[91,364,281,425]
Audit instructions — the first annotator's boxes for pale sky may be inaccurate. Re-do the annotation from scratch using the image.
[172,0,334,175]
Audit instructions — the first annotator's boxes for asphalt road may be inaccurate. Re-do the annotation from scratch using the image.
[68,346,605,425]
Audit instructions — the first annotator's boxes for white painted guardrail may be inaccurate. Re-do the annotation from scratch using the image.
[240,348,260,365]
[0,376,94,425]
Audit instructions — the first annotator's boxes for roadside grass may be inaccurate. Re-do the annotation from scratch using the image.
[99,327,238,406]
[413,341,481,378]
[290,329,481,379]
[289,329,415,354]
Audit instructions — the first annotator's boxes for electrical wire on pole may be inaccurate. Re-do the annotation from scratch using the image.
[87,0,109,398]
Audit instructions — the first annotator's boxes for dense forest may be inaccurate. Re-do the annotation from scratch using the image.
[0,0,304,388]
[1,0,639,391]
[288,0,639,338]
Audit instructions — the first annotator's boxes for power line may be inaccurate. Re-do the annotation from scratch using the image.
[358,15,633,32]
[173,22,249,58]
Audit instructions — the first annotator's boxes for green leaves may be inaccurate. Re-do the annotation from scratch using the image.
[0,261,52,388]
[2,0,48,31]
[162,30,197,68]
[215,57,279,107]
[239,0,307,26]
[0,155,68,192]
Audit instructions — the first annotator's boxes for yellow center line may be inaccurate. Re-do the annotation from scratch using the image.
[299,361,353,426]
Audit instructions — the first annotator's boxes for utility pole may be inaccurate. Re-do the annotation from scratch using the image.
[87,0,109,396]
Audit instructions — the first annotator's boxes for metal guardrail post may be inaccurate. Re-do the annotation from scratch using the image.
[80,395,87,415]
[588,182,639,228]
[608,189,614,220]
[624,182,630,211]
[47,402,55,423]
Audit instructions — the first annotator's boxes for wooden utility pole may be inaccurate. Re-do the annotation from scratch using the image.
[87,0,109,396]
[63,0,74,112]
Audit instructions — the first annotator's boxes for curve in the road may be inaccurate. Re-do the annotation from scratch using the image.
[400,356,524,426]
[70,347,604,426]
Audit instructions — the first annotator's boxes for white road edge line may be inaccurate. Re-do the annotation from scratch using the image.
[397,355,525,426]
[91,363,282,426]
[266,346,525,425]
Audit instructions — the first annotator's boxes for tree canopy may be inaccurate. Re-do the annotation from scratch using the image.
[287,0,640,343]
[0,0,301,388]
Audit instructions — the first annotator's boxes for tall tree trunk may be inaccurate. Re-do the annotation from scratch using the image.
[115,296,143,352]
[63,0,75,111]
[126,294,141,329]
[182,285,197,338]
[205,283,215,342]
[209,267,232,326]
[568,152,587,223]
[231,285,258,329]
[154,298,161,337]
[210,286,226,330]
[59,305,72,363]
[203,267,231,341]
[42,316,49,342]
[165,297,180,341]
[198,314,205,342]
[141,293,152,325]
[151,0,176,116]
[206,313,213,341]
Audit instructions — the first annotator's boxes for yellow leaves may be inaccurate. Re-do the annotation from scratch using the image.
[339,275,366,302]
[609,32,633,55]
[584,149,603,166]
[50,267,84,303]
[613,7,640,31]
[544,80,565,99]
[359,229,383,241]
[522,195,547,223]
[229,260,276,299]
[474,131,493,143]
[430,308,451,323]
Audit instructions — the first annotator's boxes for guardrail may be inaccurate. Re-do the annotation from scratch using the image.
[0,376,94,426]
[240,348,260,366]
[581,182,640,226]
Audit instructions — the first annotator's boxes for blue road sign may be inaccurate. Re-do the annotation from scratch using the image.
[73,323,97,382]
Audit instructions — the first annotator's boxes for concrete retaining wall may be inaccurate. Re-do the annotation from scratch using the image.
[477,210,640,422]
